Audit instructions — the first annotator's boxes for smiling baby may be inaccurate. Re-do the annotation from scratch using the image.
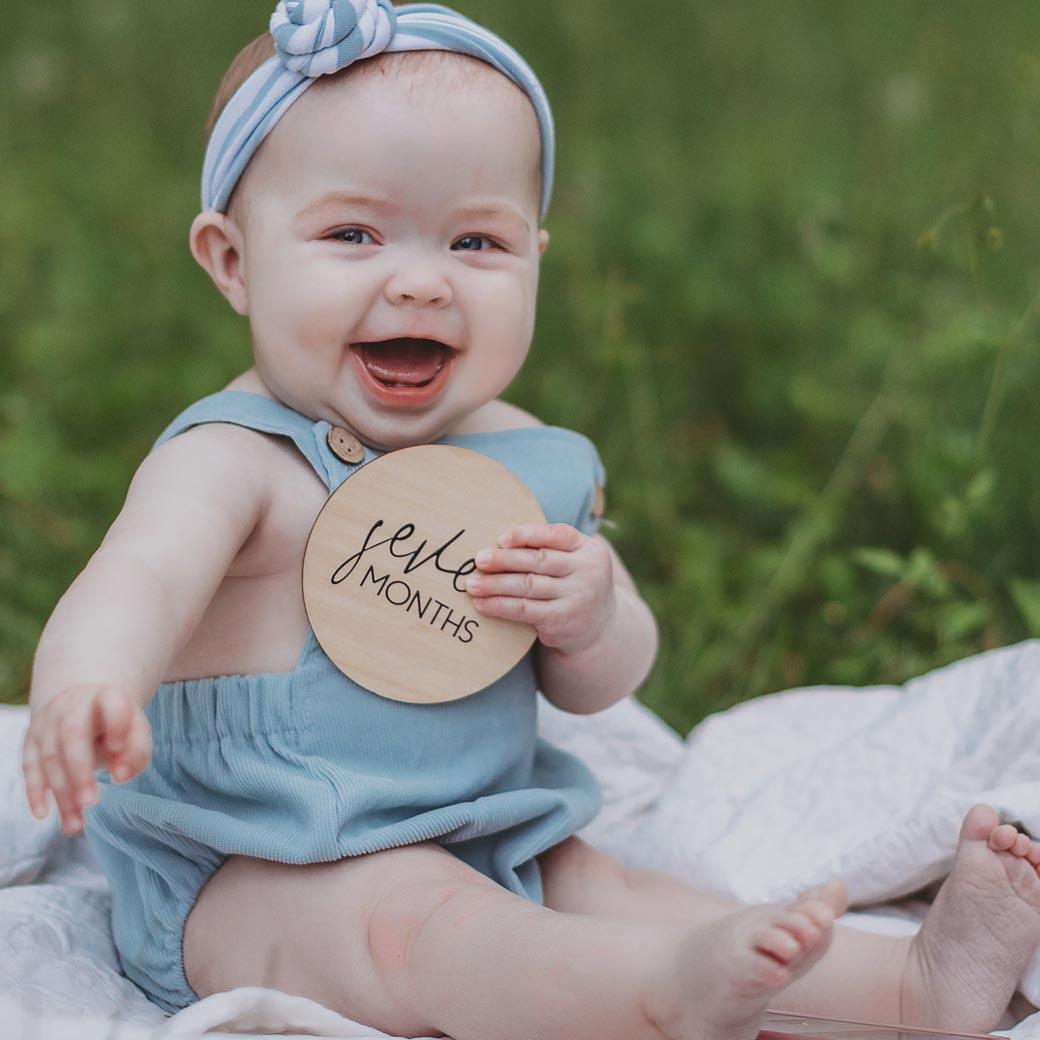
[21,3,1040,1037]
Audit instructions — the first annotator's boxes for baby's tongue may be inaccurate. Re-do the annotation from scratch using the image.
[358,339,448,386]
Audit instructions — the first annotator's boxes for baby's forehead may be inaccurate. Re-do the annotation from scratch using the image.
[307,51,539,156]
[240,50,541,222]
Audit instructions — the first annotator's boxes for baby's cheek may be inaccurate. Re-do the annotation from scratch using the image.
[293,269,365,337]
[474,288,534,377]
[257,307,347,381]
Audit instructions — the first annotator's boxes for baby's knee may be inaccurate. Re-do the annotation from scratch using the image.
[364,848,501,997]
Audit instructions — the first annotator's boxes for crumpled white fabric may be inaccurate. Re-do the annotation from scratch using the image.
[3,638,1040,1038]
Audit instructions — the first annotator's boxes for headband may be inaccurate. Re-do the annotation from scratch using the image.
[201,0,555,222]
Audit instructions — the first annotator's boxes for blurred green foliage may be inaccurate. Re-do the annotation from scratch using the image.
[2,1,1039,735]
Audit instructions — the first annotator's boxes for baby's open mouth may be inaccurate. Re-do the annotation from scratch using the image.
[354,338,454,388]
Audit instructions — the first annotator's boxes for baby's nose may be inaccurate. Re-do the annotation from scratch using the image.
[384,265,453,308]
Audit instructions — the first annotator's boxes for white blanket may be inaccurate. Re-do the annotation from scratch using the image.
[4,639,1040,1039]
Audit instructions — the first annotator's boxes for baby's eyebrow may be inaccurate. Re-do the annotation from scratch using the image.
[294,191,395,226]
[294,191,530,235]
[453,204,531,236]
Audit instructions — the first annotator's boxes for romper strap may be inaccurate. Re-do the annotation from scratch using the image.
[150,390,372,492]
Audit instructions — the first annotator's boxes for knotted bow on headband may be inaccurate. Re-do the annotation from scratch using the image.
[201,0,555,221]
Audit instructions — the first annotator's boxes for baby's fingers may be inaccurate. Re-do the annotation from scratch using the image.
[59,692,109,811]
[36,723,82,833]
[21,739,49,821]
[99,692,151,782]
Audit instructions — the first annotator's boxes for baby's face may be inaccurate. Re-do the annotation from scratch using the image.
[221,60,547,450]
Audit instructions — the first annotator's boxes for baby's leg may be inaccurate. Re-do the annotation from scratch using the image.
[539,838,905,1023]
[541,808,1040,1033]
[185,841,683,1038]
[539,837,740,924]
[183,839,842,1040]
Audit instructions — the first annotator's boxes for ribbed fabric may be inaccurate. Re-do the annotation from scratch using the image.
[83,390,606,1015]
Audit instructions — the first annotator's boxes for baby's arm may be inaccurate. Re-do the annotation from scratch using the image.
[533,535,658,713]
[468,526,658,714]
[22,423,271,832]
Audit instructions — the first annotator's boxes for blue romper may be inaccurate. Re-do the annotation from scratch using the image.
[83,390,606,1015]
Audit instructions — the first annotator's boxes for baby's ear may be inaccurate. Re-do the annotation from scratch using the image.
[189,212,248,316]
[537,229,549,257]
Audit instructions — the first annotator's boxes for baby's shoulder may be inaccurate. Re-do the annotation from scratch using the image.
[464,401,601,468]
[144,417,321,578]
[492,400,544,431]
[447,398,544,434]
[147,417,288,495]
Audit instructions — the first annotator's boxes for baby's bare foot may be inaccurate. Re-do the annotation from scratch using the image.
[901,804,1040,1032]
[647,880,848,1040]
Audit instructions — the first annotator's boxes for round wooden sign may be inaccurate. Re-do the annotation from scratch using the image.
[302,443,546,703]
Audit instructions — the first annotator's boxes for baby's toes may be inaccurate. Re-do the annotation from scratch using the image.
[792,895,840,931]
[797,884,832,904]
[776,908,823,949]
[755,920,810,966]
[1026,844,1040,869]
[802,878,849,918]
[989,823,1020,853]
[1011,833,1033,859]
[749,955,791,991]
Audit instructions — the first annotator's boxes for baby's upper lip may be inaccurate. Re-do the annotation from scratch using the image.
[353,333,461,352]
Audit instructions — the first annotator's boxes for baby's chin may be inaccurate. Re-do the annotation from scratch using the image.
[320,397,465,453]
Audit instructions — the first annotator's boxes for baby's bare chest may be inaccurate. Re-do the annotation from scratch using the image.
[162,441,328,683]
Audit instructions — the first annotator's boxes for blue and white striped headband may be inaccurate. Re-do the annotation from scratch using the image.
[202,0,555,222]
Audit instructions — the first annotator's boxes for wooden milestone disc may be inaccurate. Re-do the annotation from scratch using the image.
[302,443,546,703]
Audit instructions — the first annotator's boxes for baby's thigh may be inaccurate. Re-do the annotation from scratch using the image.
[537,836,633,911]
[183,841,491,1034]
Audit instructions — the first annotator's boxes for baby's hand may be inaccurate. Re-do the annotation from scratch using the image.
[21,685,153,835]
[465,523,615,655]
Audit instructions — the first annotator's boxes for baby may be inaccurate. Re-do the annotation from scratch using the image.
[19,2,1040,1038]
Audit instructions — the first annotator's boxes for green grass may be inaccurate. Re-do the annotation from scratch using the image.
[2,2,1039,735]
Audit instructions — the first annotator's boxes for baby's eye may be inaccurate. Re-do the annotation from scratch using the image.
[452,235,500,252]
[328,227,375,245]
